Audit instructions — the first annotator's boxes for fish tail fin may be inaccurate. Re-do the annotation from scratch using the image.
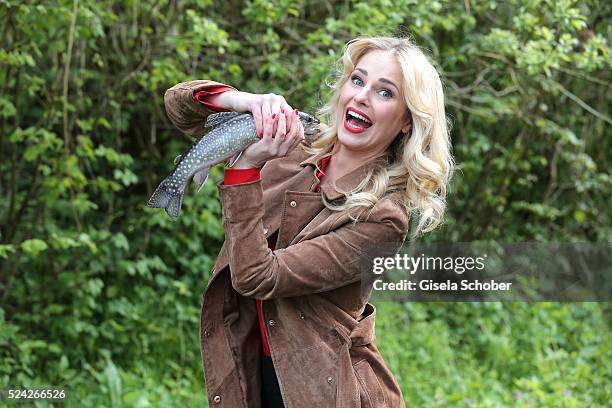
[147,177,185,219]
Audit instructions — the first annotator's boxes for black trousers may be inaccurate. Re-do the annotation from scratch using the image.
[260,353,285,407]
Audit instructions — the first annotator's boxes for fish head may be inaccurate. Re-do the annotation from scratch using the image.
[298,111,322,139]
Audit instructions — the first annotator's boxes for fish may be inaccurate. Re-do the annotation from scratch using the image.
[147,110,321,219]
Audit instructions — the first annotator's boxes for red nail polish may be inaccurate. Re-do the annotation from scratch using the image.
[272,114,276,119]
[258,132,263,139]
[294,109,298,115]
[281,109,284,114]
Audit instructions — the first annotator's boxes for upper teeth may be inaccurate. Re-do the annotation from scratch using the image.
[347,110,372,124]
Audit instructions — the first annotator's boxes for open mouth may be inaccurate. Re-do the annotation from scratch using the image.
[345,108,373,130]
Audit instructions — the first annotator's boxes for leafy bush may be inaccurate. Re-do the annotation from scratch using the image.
[0,0,609,406]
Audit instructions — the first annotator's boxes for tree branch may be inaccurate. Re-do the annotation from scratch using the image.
[552,80,612,125]
[62,0,79,153]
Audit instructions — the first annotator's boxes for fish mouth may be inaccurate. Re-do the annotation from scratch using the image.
[298,111,322,138]
[298,111,320,126]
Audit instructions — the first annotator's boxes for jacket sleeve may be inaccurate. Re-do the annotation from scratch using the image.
[219,180,409,300]
[164,80,237,137]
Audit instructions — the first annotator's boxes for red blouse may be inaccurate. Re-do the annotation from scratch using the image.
[194,86,234,112]
[196,86,330,357]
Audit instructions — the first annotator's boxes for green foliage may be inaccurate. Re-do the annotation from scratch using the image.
[0,0,609,406]
[377,302,611,407]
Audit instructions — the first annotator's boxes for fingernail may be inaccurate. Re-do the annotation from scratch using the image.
[294,109,298,115]
[258,131,263,139]
[272,114,276,119]
[281,109,284,114]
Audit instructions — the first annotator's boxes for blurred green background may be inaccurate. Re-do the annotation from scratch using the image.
[0,0,610,406]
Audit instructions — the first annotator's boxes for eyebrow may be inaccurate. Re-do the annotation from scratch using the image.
[354,68,400,92]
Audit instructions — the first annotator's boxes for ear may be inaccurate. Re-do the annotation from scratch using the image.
[401,119,412,134]
[401,110,412,134]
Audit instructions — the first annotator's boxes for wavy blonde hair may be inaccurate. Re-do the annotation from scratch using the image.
[305,35,454,236]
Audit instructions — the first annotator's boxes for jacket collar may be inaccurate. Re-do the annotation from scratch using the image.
[299,153,386,202]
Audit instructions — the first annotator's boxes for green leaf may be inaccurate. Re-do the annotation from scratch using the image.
[573,210,586,223]
[20,239,48,256]
[113,168,137,186]
[0,96,16,118]
[0,244,16,259]
[78,233,98,253]
[76,118,94,132]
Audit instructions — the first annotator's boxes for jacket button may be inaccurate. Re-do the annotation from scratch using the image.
[289,200,297,207]
[299,312,306,320]
[204,330,211,337]
[263,227,269,234]
[212,395,221,403]
[268,319,276,327]
[327,376,334,384]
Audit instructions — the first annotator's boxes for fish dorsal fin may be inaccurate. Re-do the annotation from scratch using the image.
[205,111,242,128]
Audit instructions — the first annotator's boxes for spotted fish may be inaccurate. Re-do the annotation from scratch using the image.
[147,111,321,219]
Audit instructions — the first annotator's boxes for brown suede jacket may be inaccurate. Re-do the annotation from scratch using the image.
[164,80,409,407]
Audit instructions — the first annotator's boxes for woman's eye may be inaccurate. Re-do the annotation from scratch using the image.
[351,75,393,98]
[379,89,393,98]
[351,75,363,86]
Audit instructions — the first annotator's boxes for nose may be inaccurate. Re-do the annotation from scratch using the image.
[353,85,370,105]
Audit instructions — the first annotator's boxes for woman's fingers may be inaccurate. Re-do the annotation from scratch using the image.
[245,93,264,138]
[252,107,263,138]
[270,95,295,135]
[244,92,297,140]
[274,109,287,143]
[236,92,302,167]
[262,102,275,141]
[281,102,294,133]
[278,116,304,156]
[264,94,285,141]
[293,119,305,147]
[246,93,297,148]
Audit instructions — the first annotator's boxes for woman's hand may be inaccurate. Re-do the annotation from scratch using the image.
[217,91,304,168]
[222,91,296,137]
[231,108,305,169]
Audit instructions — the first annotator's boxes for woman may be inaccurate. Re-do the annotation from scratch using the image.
[164,36,453,407]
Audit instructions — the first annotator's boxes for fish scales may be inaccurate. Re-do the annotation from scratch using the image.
[147,111,320,219]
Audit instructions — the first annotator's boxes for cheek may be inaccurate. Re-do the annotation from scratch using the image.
[376,104,398,120]
[338,88,351,106]
[339,81,359,101]
[336,91,351,121]
[379,106,407,133]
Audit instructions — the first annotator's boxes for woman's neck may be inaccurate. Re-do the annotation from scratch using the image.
[324,144,386,185]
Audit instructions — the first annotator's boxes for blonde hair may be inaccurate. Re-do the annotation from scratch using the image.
[305,35,454,237]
